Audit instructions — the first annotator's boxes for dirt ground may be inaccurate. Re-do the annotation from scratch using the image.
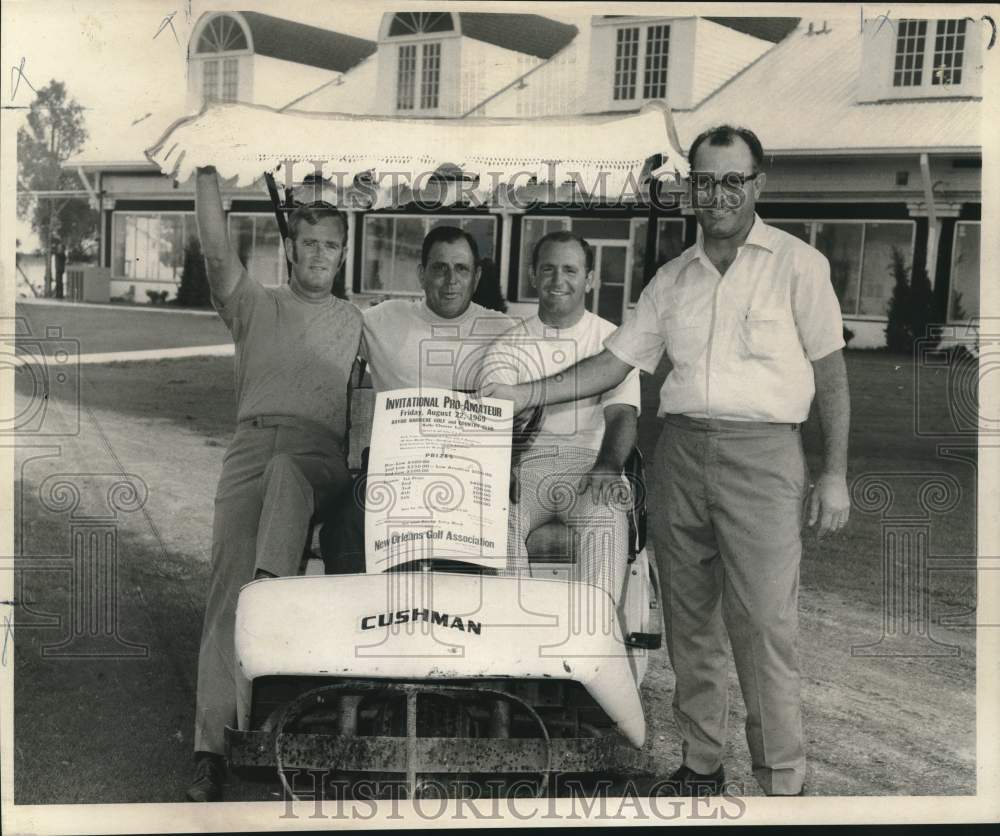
[10,307,978,804]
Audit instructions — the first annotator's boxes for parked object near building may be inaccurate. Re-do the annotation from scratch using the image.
[65,9,982,347]
[65,264,111,304]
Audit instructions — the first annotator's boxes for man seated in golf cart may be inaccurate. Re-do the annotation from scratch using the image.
[319,224,517,569]
[482,231,640,601]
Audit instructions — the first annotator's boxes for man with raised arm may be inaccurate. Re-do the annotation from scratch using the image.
[187,167,362,802]
[481,126,851,797]
[483,231,640,601]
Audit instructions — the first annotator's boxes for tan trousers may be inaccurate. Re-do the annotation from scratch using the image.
[194,417,349,755]
[649,415,808,796]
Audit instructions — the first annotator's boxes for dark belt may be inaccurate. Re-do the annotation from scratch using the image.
[664,413,800,433]
[237,414,344,447]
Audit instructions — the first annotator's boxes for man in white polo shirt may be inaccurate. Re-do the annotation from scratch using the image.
[320,225,515,568]
[484,231,640,601]
[481,125,850,797]
[360,225,514,393]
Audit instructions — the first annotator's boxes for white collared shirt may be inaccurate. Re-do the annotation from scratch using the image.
[605,215,845,423]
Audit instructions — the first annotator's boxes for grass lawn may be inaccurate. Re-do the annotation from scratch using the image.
[15,299,230,354]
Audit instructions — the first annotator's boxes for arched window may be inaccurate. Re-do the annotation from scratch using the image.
[196,15,249,53]
[388,13,454,37]
[195,15,249,103]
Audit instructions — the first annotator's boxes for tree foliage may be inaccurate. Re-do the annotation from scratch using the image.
[17,80,97,294]
[175,237,213,308]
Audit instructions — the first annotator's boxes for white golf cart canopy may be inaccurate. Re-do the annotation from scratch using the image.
[145,100,688,209]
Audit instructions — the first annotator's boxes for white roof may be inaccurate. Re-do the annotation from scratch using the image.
[674,20,981,154]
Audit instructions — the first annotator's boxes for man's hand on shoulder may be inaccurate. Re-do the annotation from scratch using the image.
[807,471,850,537]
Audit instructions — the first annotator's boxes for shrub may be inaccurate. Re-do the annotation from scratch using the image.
[884,246,934,354]
[175,237,212,308]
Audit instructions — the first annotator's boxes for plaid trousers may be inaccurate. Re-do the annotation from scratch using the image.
[508,445,630,601]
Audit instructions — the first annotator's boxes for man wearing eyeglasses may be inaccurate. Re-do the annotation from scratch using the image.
[186,167,362,801]
[480,125,850,797]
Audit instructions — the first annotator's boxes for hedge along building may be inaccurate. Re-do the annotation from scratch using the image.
[68,10,983,348]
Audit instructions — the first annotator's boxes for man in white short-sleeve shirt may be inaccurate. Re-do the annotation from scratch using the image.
[320,226,515,566]
[484,231,640,601]
[361,226,514,393]
[481,126,851,797]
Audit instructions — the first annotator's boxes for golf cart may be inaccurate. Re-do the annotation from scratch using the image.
[147,101,688,799]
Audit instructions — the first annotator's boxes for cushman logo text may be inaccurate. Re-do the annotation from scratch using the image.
[361,609,482,634]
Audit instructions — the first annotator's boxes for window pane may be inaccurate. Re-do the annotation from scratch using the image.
[597,246,627,322]
[519,217,570,300]
[230,214,255,275]
[112,215,130,277]
[112,213,193,283]
[158,215,184,280]
[893,19,927,87]
[949,222,980,321]
[392,218,426,292]
[222,58,239,102]
[933,19,966,85]
[363,216,394,292]
[389,12,454,36]
[199,15,248,53]
[771,221,810,243]
[397,45,416,110]
[203,60,219,101]
[251,215,286,287]
[441,217,495,264]
[613,27,639,100]
[362,216,424,294]
[814,222,863,317]
[421,42,440,109]
[643,24,670,99]
[859,222,913,317]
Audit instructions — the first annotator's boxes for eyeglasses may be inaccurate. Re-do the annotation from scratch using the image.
[690,171,760,196]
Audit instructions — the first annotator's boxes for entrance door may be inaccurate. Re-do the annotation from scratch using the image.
[588,240,631,324]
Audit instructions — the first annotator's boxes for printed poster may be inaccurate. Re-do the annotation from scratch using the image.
[364,387,513,571]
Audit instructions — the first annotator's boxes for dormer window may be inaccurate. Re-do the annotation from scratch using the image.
[613,23,669,101]
[389,13,452,112]
[195,14,251,103]
[893,18,967,89]
[859,15,979,102]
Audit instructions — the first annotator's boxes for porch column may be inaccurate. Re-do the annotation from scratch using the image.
[906,200,962,290]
